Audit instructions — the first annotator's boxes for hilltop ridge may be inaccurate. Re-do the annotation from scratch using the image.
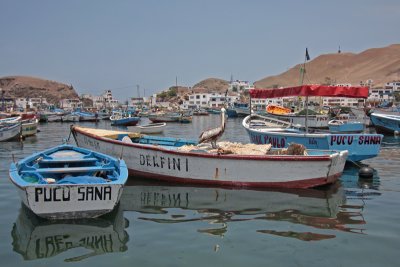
[254,44,400,88]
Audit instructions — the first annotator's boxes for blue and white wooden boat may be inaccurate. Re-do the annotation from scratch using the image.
[244,85,383,162]
[328,120,364,133]
[370,113,400,134]
[110,112,140,126]
[9,144,128,219]
[0,122,21,141]
[71,125,348,189]
[127,122,166,134]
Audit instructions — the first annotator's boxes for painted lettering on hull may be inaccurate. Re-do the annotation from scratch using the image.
[330,135,382,146]
[139,154,189,172]
[34,186,112,202]
[250,134,286,148]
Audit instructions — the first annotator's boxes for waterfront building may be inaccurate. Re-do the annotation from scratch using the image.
[60,99,83,110]
[228,80,254,92]
[181,92,240,110]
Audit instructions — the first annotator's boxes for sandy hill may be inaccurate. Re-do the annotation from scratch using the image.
[254,44,400,88]
[0,76,79,104]
[193,78,229,93]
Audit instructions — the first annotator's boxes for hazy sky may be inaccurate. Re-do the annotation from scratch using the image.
[1,0,399,101]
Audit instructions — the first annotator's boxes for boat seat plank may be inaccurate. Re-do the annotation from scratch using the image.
[39,157,99,164]
[21,166,115,174]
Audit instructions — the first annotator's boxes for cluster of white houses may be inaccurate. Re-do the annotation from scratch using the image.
[1,80,400,112]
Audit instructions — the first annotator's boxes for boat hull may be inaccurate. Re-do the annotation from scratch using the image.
[370,113,400,134]
[265,112,329,128]
[111,117,140,126]
[21,121,38,137]
[0,123,21,141]
[243,116,382,162]
[11,182,124,220]
[72,126,347,189]
[127,123,166,134]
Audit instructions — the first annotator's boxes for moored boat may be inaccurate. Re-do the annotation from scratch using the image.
[71,126,348,189]
[127,122,166,134]
[9,144,128,219]
[148,112,182,123]
[110,112,140,126]
[244,85,383,162]
[370,112,400,134]
[328,120,364,133]
[0,122,21,141]
[266,104,292,115]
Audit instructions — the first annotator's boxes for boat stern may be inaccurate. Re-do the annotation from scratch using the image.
[327,150,348,183]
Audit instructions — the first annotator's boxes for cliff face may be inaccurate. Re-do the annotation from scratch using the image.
[0,76,79,104]
[254,44,400,88]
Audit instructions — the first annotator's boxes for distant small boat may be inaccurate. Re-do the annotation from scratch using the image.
[128,122,166,134]
[370,113,400,134]
[61,113,80,122]
[110,112,140,126]
[193,109,209,116]
[148,112,182,123]
[21,118,38,137]
[328,120,364,133]
[9,144,128,219]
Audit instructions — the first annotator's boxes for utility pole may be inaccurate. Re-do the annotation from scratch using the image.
[137,85,140,98]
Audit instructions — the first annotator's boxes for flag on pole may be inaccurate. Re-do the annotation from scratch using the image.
[305,48,310,61]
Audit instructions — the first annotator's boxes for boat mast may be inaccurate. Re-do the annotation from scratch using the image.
[300,48,310,133]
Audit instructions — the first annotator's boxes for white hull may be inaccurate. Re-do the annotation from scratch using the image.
[21,121,38,137]
[13,183,124,219]
[127,123,166,134]
[72,127,347,188]
[0,123,21,141]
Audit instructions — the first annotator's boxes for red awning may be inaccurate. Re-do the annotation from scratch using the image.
[249,85,369,99]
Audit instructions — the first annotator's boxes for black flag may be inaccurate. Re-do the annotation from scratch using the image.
[305,48,310,61]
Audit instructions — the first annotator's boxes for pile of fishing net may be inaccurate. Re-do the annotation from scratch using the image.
[178,142,307,156]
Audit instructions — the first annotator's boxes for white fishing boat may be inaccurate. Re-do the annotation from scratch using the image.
[21,119,38,137]
[9,144,128,219]
[127,122,166,134]
[71,125,347,189]
[0,122,21,141]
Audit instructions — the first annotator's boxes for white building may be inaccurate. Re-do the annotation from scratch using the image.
[15,98,28,109]
[228,80,254,92]
[368,87,394,103]
[181,92,240,109]
[28,98,48,109]
[60,99,83,110]
[385,81,400,91]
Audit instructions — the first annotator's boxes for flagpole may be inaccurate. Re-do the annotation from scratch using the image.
[302,48,309,133]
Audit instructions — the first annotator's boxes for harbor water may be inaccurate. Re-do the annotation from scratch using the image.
[1,115,400,267]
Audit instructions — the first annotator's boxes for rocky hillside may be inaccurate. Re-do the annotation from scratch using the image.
[0,76,79,104]
[254,44,400,88]
[192,78,229,93]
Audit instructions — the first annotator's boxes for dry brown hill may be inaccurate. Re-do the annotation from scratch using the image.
[193,78,229,93]
[0,76,79,104]
[254,44,400,88]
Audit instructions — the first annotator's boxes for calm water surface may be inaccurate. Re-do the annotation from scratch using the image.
[1,116,400,267]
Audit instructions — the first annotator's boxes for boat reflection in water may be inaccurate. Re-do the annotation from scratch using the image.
[11,204,129,261]
[121,178,367,241]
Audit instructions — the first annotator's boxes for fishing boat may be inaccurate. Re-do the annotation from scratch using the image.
[148,112,182,123]
[21,118,38,137]
[193,109,209,116]
[110,112,140,126]
[0,122,21,141]
[76,111,99,122]
[9,144,128,219]
[127,122,166,134]
[370,112,400,134]
[328,120,364,133]
[266,104,292,115]
[0,115,21,124]
[11,204,129,261]
[61,113,80,122]
[243,85,383,162]
[71,125,347,189]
